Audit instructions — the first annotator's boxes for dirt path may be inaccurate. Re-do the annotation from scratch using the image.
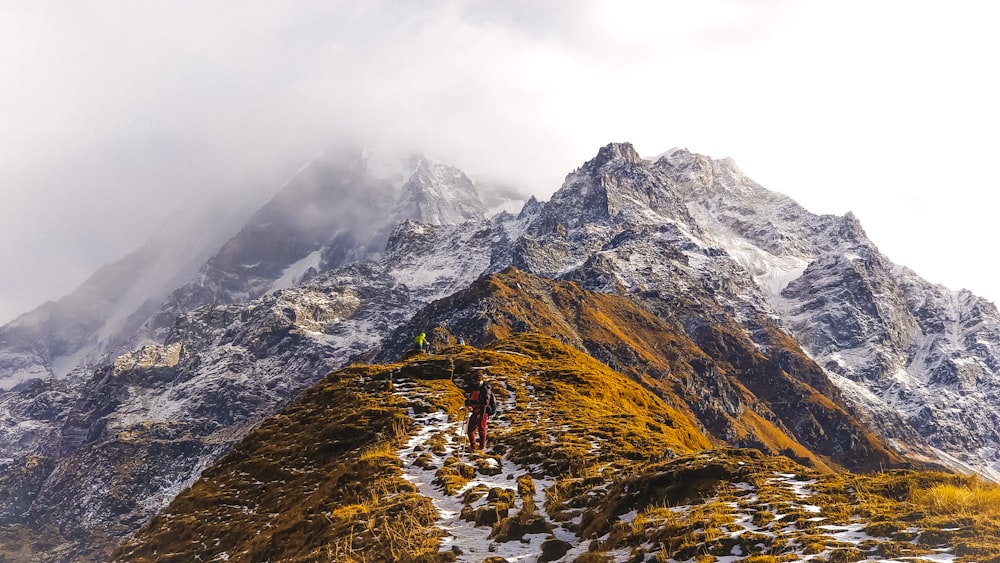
[395,379,563,562]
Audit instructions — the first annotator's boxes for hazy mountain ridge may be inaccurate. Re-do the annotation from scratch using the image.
[0,147,496,391]
[0,191,502,559]
[1,141,999,559]
[0,195,263,389]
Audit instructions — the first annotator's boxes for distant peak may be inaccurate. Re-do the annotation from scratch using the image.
[518,195,544,219]
[587,142,644,170]
[840,211,870,241]
[651,147,686,160]
[653,147,703,166]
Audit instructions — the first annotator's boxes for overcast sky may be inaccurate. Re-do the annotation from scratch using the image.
[2,1,998,324]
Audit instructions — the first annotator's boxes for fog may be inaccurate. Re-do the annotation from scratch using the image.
[2,1,999,324]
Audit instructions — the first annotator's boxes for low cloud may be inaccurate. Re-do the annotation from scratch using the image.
[2,1,998,322]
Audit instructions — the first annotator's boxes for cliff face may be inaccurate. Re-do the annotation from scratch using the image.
[649,147,1000,478]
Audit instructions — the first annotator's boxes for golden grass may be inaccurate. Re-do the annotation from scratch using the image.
[466,268,875,473]
[329,504,369,522]
[912,480,1000,517]
[112,332,1000,563]
[358,442,397,463]
[113,367,450,563]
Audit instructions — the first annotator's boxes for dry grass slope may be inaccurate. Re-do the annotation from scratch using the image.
[113,365,446,562]
[113,333,711,562]
[114,332,1000,562]
[394,267,905,474]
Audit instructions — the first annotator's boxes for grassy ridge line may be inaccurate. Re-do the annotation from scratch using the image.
[115,333,1000,562]
[397,267,903,473]
[113,333,714,562]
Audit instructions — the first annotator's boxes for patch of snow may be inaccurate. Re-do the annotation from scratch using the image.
[271,250,323,292]
[398,410,539,561]
[0,364,50,390]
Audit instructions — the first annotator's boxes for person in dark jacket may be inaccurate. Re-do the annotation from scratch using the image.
[465,371,496,451]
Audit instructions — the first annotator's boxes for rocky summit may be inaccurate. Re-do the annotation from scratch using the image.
[2,142,1000,561]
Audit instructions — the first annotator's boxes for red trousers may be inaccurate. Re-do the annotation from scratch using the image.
[467,411,489,450]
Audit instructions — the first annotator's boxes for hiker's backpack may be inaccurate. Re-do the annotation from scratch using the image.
[485,385,498,416]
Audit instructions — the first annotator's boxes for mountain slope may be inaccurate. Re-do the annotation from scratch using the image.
[650,146,1000,478]
[393,158,486,227]
[0,197,257,389]
[112,333,709,562]
[0,215,498,560]
[0,146,496,394]
[151,148,487,320]
[380,267,904,474]
[114,334,1000,563]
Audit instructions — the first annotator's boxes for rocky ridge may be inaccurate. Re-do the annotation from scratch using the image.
[378,267,902,474]
[652,147,1000,478]
[0,147,491,391]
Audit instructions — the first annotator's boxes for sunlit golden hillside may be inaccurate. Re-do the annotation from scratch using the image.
[112,334,1000,562]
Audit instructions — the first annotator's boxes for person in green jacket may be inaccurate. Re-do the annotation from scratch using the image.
[413,332,427,351]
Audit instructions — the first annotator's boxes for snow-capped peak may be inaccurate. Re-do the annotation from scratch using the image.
[393,157,486,226]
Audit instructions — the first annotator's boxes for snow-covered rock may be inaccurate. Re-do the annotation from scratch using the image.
[0,197,258,390]
[651,146,1000,478]
[393,158,486,226]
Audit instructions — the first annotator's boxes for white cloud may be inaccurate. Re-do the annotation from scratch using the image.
[1,1,998,322]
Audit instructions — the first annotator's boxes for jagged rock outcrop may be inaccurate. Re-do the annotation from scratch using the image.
[647,146,1000,478]
[393,158,485,226]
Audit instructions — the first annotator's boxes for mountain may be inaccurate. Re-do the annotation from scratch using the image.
[3,141,1000,560]
[0,146,493,391]
[378,267,901,474]
[0,195,261,390]
[651,148,1000,479]
[0,149,502,560]
[393,157,486,227]
[138,148,488,346]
